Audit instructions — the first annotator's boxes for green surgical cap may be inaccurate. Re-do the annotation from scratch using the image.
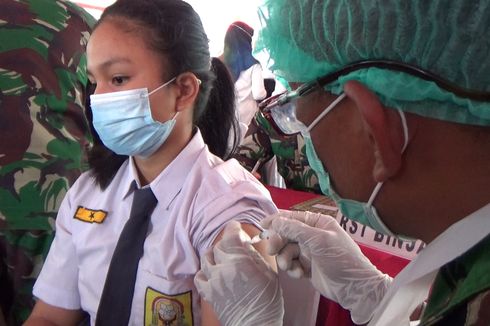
[257,0,490,126]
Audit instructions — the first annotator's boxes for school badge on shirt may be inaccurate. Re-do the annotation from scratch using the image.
[74,206,108,223]
[145,287,193,326]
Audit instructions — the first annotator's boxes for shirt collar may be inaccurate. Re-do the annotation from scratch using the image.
[121,158,139,199]
[370,203,490,325]
[151,129,206,209]
[403,202,490,283]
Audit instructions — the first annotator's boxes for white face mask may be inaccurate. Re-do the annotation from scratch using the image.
[90,78,177,158]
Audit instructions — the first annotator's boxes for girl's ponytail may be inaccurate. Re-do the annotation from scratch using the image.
[197,57,239,159]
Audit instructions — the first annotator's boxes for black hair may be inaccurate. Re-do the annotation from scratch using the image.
[222,21,260,82]
[199,57,240,159]
[87,0,238,189]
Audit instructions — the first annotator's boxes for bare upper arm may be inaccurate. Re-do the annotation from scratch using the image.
[239,223,277,271]
[209,222,277,271]
[24,300,84,326]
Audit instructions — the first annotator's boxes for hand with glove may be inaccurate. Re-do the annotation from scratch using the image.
[261,210,392,325]
[195,220,284,326]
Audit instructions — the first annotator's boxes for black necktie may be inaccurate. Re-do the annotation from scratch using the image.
[95,187,158,326]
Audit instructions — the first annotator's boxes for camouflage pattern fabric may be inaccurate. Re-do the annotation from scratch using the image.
[233,110,321,194]
[0,1,95,324]
[420,235,490,326]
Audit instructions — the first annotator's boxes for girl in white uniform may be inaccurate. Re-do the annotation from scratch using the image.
[25,0,277,325]
[221,21,267,145]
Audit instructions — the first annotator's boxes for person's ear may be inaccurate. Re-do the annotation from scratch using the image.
[174,72,201,112]
[343,80,407,182]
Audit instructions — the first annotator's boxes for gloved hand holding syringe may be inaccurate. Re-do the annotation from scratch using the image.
[249,209,392,325]
[194,220,285,326]
[196,210,392,326]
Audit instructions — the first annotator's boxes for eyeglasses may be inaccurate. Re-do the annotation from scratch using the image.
[261,59,490,135]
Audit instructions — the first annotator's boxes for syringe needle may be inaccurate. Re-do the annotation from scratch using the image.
[248,230,273,244]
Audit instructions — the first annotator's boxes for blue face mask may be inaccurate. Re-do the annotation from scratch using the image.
[301,94,410,237]
[90,78,177,158]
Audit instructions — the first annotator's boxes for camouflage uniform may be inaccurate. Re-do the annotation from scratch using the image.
[233,110,321,194]
[420,235,490,326]
[0,1,95,324]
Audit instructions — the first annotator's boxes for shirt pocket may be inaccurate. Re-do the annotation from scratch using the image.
[130,270,200,326]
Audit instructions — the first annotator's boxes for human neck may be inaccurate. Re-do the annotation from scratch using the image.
[133,127,192,186]
[378,120,490,243]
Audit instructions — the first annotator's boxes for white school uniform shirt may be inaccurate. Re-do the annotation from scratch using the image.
[33,130,277,325]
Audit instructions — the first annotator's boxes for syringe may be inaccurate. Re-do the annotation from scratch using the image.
[248,230,274,244]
